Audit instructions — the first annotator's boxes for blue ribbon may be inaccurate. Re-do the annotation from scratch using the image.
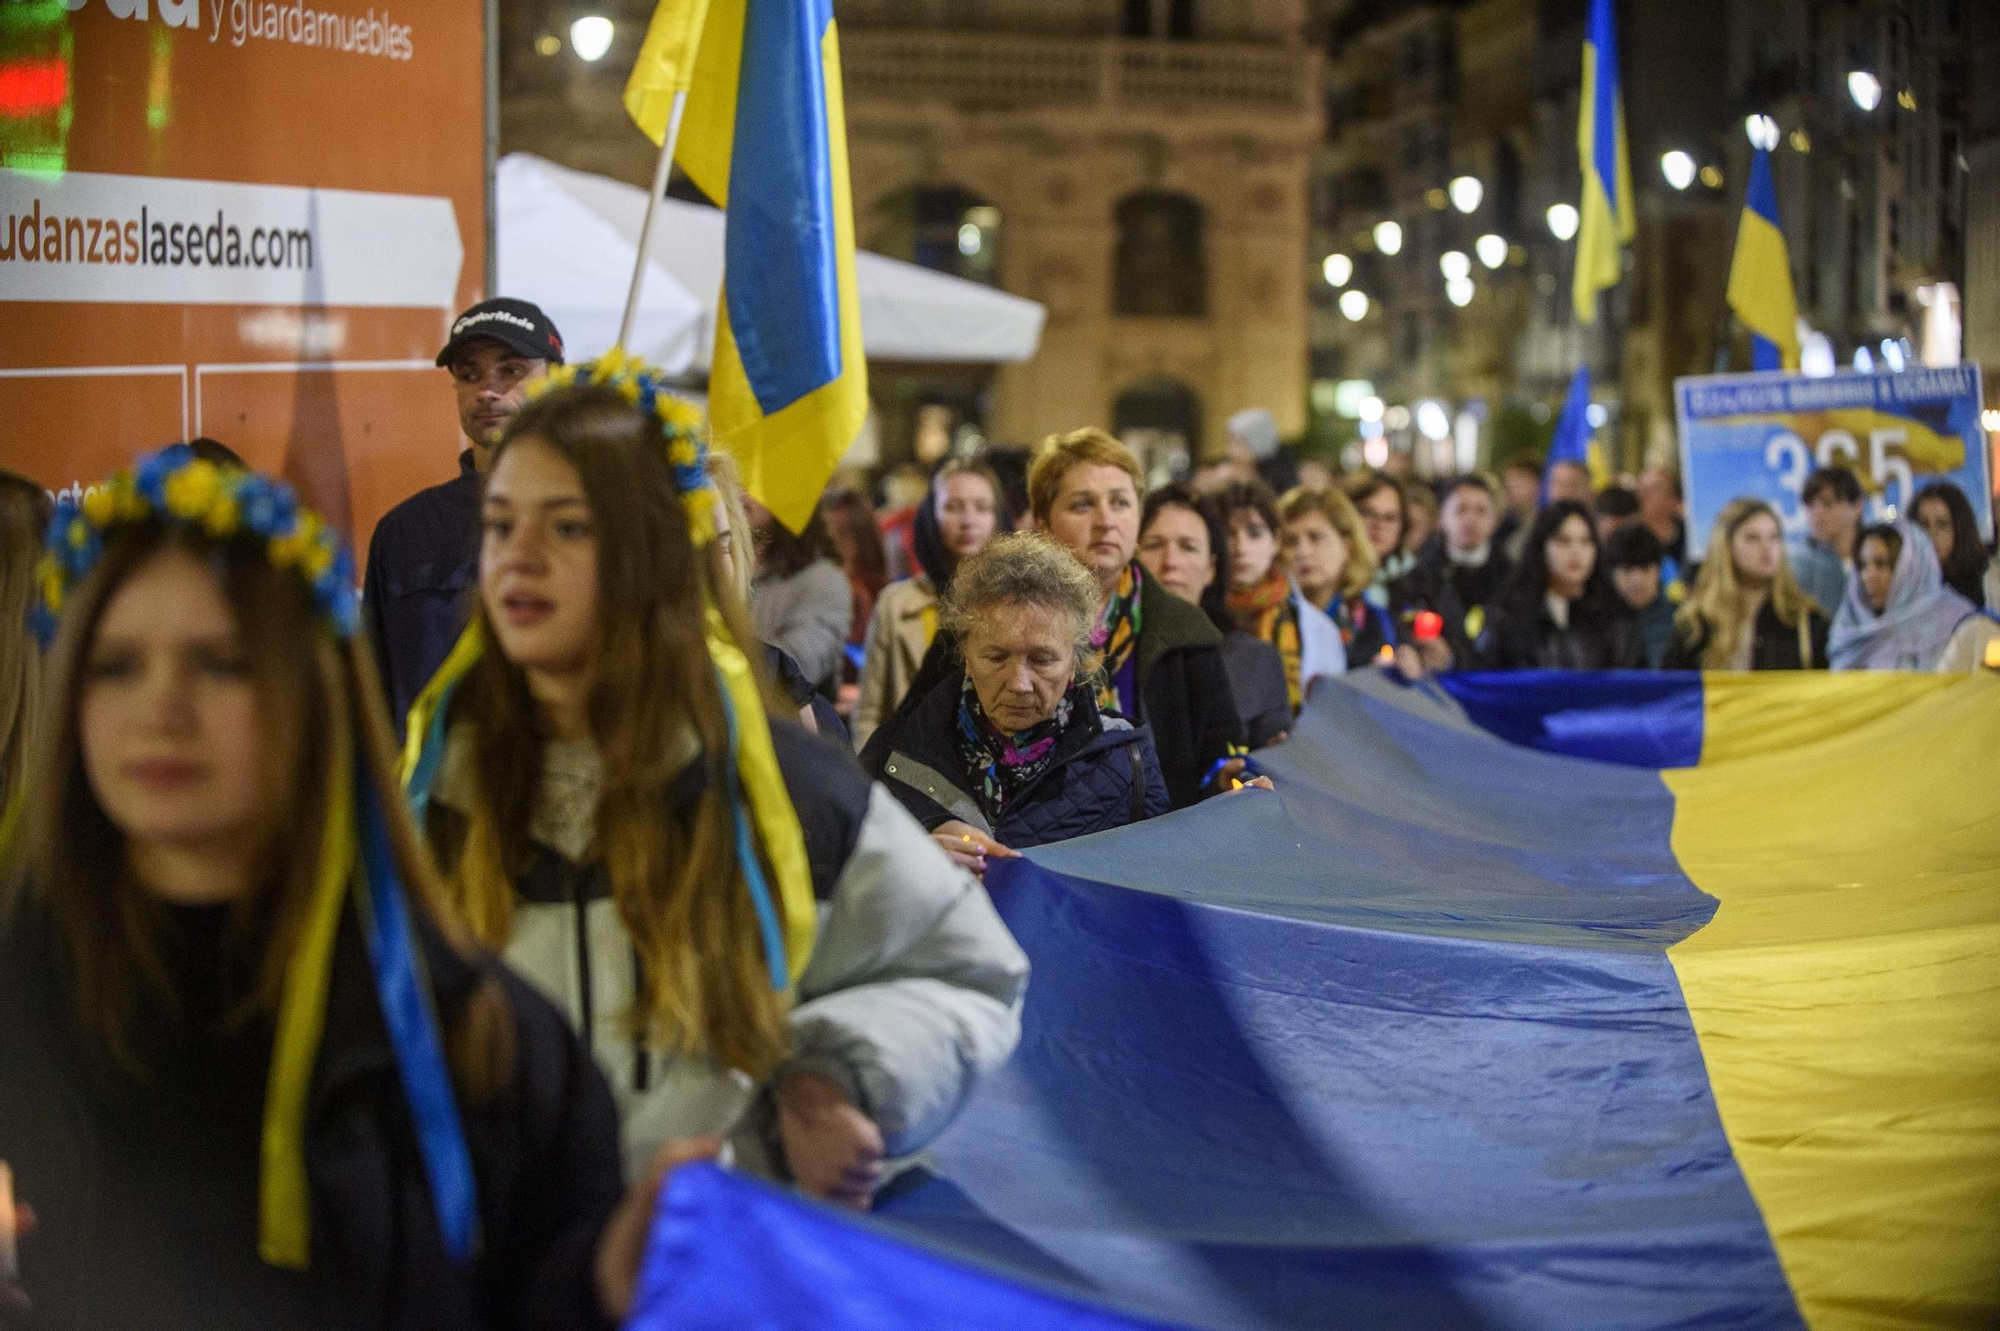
[354,762,480,1261]
[402,672,462,829]
[715,672,791,991]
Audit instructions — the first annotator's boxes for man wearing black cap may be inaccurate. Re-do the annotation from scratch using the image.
[363,297,564,734]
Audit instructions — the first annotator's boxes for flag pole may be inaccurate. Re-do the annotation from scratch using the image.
[616,90,689,350]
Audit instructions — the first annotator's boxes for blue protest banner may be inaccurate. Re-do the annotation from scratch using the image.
[1674,366,1991,556]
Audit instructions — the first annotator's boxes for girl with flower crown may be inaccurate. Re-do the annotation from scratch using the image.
[400,356,1028,1207]
[0,447,685,1329]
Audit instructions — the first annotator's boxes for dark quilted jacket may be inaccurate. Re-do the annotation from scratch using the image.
[868,672,1170,849]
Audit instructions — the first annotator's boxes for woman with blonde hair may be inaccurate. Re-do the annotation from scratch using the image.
[1,470,51,824]
[0,447,664,1328]
[1280,484,1395,667]
[400,355,1026,1208]
[1664,497,1830,670]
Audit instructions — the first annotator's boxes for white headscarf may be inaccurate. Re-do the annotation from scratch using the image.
[1829,519,1977,670]
[1227,408,1280,461]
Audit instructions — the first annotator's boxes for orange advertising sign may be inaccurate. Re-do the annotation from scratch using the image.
[0,0,486,559]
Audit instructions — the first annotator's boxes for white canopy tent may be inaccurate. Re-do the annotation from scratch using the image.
[495,152,1046,375]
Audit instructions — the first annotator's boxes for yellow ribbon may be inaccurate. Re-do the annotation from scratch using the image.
[704,604,817,985]
[258,720,356,1268]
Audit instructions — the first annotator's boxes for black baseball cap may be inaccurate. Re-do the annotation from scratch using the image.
[436,298,565,368]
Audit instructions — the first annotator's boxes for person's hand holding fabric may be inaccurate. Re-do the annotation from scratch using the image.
[776,1072,886,1209]
[594,1136,721,1320]
[931,820,1019,879]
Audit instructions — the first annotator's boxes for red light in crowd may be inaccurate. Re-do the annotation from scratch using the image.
[0,60,69,117]
[1413,611,1444,643]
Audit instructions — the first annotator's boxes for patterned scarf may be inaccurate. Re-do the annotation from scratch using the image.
[1090,562,1144,716]
[1229,569,1303,707]
[955,672,1078,820]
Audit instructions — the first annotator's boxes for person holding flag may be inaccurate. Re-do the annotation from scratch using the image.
[1543,0,1633,529]
[399,356,1028,1212]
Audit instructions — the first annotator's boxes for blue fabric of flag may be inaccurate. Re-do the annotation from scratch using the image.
[1587,0,1622,228]
[1544,365,1594,502]
[630,1164,1188,1330]
[727,0,843,414]
[862,678,1800,1330]
[1435,669,1706,768]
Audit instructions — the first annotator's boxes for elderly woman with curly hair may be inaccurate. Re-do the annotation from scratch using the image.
[866,532,1169,878]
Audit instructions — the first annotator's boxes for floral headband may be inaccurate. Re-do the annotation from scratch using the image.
[34,445,357,644]
[524,347,716,546]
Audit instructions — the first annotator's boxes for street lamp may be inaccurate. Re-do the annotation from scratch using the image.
[1415,400,1451,441]
[1439,250,1471,281]
[1445,276,1475,308]
[1546,203,1579,240]
[570,14,614,61]
[1448,176,1483,214]
[1745,115,1779,150]
[1847,71,1882,111]
[1372,221,1404,256]
[1340,290,1370,322]
[1660,150,1697,190]
[1322,253,1353,287]
[1475,233,1508,269]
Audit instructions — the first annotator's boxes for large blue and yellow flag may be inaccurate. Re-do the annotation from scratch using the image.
[1728,146,1801,372]
[626,669,1998,1329]
[1573,0,1636,325]
[624,0,867,533]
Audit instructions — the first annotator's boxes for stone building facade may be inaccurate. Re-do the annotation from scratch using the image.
[499,0,1322,465]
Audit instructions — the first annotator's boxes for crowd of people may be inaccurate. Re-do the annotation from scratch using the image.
[1,294,1997,1328]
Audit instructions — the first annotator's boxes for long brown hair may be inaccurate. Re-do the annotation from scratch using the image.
[821,485,887,598]
[1,470,50,816]
[446,385,794,1078]
[1675,498,1818,668]
[5,522,511,1090]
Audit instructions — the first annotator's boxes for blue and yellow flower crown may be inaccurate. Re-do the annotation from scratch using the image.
[28,444,472,1273]
[34,444,358,643]
[525,347,716,546]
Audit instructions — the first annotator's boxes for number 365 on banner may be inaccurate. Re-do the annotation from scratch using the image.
[1675,366,1992,555]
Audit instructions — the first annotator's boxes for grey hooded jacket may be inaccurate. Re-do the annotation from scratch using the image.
[424,718,1028,1179]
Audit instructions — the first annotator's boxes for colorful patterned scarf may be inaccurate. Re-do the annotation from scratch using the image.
[1229,569,1303,707]
[1225,566,1291,634]
[1091,562,1144,716]
[955,672,1078,820]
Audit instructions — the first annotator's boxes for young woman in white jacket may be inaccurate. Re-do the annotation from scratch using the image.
[402,355,1028,1209]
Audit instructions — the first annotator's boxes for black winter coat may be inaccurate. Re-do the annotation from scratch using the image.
[0,904,624,1331]
[866,567,1243,809]
[1219,630,1290,748]
[364,451,480,739]
[1475,590,1646,671]
[1661,601,1832,670]
[869,672,1170,849]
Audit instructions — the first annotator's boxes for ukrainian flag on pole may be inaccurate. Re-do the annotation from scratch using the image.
[1573,0,1635,325]
[1727,146,1801,372]
[625,0,868,533]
